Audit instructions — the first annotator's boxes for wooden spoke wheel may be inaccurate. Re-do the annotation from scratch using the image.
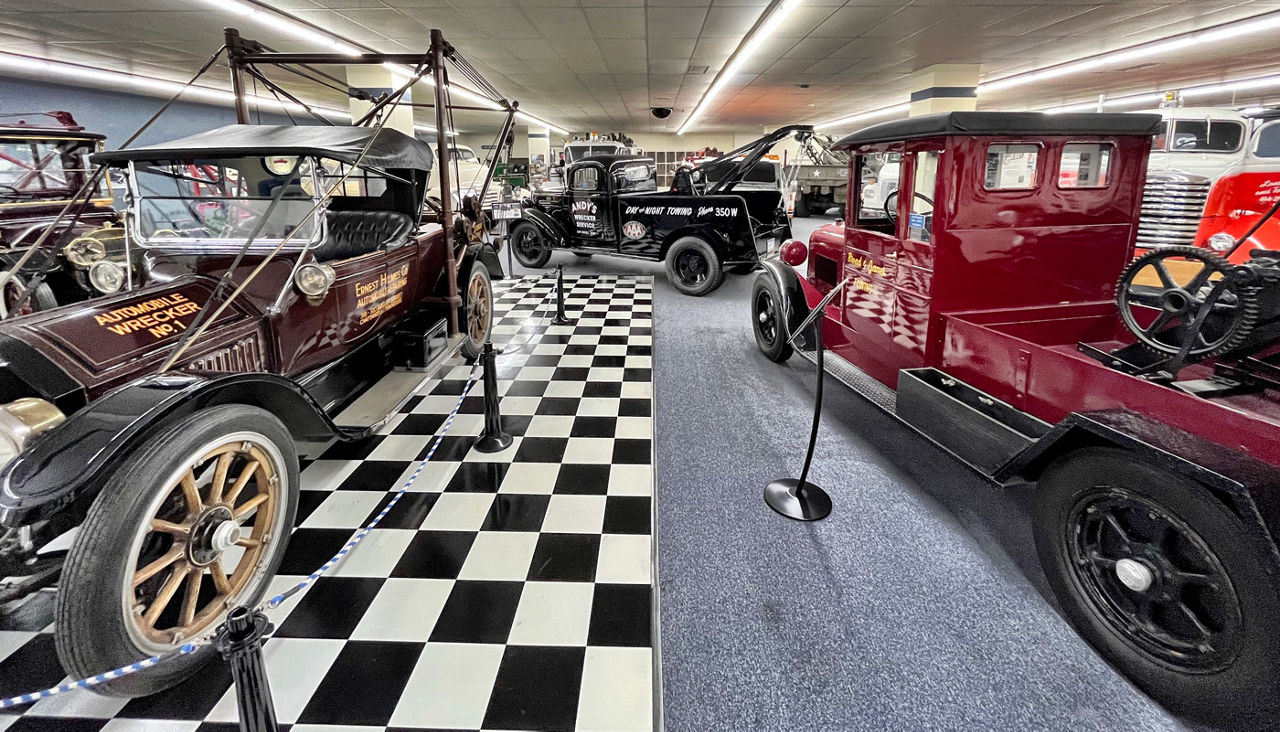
[55,405,298,697]
[460,260,493,360]
[126,437,281,648]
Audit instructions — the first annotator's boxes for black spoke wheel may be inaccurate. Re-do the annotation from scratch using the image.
[510,221,551,268]
[1117,246,1259,359]
[1034,447,1280,728]
[664,236,724,296]
[751,274,792,362]
[1066,490,1240,668]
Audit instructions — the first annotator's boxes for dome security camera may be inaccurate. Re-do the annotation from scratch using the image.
[650,107,673,119]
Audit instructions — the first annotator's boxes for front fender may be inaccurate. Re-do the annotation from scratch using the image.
[0,372,341,526]
[758,257,815,348]
[462,242,505,281]
[519,208,567,245]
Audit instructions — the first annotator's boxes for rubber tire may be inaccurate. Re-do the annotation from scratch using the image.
[0,271,57,319]
[794,193,810,218]
[55,405,299,697]
[1033,447,1280,728]
[459,260,493,361]
[664,236,724,297]
[751,273,792,362]
[510,220,551,269]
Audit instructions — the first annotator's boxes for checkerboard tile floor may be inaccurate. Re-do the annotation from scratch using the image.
[0,273,657,731]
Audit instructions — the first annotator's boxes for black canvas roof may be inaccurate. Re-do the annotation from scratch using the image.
[0,127,105,141]
[833,111,1164,149]
[93,124,434,171]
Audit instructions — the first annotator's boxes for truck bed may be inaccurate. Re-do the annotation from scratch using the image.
[937,301,1280,465]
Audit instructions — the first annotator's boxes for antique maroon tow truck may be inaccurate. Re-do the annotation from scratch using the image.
[752,111,1280,727]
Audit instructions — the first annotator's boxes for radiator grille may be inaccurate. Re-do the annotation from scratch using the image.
[186,337,264,372]
[1135,173,1212,249]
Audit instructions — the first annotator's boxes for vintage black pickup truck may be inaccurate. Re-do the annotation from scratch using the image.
[510,125,808,296]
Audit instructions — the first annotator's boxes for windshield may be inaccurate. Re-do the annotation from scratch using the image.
[1153,119,1245,152]
[131,156,322,246]
[1255,122,1280,158]
[564,144,620,164]
[0,136,109,204]
[452,148,478,163]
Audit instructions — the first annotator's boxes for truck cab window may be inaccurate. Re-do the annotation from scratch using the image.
[1256,123,1280,158]
[1059,143,1112,188]
[855,152,899,234]
[984,144,1039,190]
[1170,120,1243,152]
[573,167,600,191]
[909,151,938,242]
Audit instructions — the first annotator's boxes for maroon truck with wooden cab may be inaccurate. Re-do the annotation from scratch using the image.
[752,111,1280,727]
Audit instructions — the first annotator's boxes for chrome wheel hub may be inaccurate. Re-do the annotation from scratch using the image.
[1114,557,1154,593]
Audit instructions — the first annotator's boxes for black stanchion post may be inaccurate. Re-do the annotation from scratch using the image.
[551,264,574,326]
[474,340,513,452]
[214,606,279,732]
[763,277,851,522]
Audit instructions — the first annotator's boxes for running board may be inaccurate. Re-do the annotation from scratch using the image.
[795,347,898,413]
[334,333,464,431]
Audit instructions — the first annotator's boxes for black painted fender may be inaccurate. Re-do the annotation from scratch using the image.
[0,372,342,526]
[517,208,567,245]
[461,242,505,282]
[757,258,814,349]
[998,409,1280,564]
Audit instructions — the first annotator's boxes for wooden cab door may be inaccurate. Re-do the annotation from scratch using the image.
[567,162,614,245]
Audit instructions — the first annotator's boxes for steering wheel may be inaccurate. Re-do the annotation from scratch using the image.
[883,190,934,224]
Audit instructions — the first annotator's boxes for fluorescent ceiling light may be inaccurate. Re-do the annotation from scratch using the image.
[382,62,569,134]
[1040,71,1280,114]
[0,50,357,122]
[979,11,1280,95]
[677,0,803,134]
[192,0,361,55]
[814,103,910,131]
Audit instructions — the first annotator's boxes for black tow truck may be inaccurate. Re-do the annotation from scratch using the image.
[510,125,808,296]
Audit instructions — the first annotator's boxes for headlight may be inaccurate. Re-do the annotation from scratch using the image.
[88,260,125,294]
[0,397,65,465]
[1208,232,1236,252]
[294,262,335,299]
[63,237,107,268]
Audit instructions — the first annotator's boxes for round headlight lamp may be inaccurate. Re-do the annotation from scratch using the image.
[89,260,125,294]
[1208,232,1236,252]
[294,262,336,299]
[63,237,107,269]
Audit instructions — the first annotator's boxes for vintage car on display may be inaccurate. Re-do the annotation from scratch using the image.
[1191,109,1280,261]
[1135,106,1252,250]
[0,123,500,695]
[511,125,806,296]
[791,130,850,219]
[0,112,132,316]
[751,111,1280,727]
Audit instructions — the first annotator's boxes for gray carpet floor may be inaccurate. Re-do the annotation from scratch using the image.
[504,219,1182,731]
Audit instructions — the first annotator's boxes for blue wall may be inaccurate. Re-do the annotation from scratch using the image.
[0,76,308,150]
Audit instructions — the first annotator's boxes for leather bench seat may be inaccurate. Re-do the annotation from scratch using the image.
[313,210,413,262]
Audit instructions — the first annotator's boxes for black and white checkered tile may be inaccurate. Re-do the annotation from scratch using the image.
[0,273,656,731]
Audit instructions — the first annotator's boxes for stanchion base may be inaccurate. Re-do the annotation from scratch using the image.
[474,432,514,453]
[763,478,832,521]
[550,315,574,326]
